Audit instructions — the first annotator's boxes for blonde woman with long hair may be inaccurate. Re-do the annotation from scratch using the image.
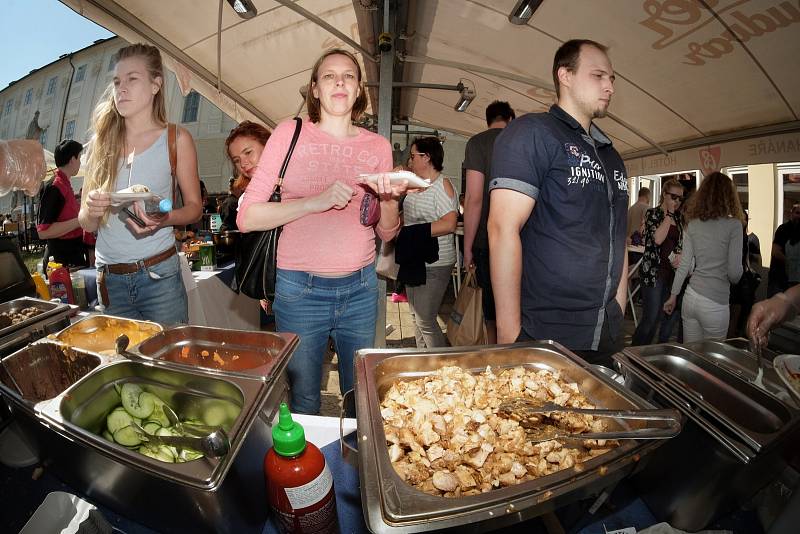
[663,172,744,341]
[79,44,202,324]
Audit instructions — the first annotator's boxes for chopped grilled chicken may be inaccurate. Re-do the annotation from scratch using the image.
[382,366,618,497]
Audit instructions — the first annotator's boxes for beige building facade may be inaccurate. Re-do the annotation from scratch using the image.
[0,37,238,195]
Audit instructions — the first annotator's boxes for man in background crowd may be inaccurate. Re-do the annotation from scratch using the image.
[768,202,800,296]
[462,100,515,344]
[627,186,650,245]
[37,139,87,267]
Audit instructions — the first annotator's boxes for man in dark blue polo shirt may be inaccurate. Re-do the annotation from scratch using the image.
[488,39,629,366]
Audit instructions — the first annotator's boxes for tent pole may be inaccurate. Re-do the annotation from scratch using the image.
[374,0,395,349]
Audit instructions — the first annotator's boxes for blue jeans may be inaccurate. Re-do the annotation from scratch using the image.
[99,252,188,325]
[274,264,378,415]
[631,277,681,346]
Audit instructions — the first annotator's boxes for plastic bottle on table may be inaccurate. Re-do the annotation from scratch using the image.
[48,266,74,304]
[70,270,87,309]
[143,195,172,220]
[46,256,61,279]
[264,403,339,534]
[31,272,50,300]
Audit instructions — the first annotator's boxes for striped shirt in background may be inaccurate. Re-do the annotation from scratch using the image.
[402,175,458,268]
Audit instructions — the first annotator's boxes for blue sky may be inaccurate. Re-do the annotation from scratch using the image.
[0,0,114,90]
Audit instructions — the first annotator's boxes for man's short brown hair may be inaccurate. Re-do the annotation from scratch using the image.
[552,39,608,99]
[305,48,367,123]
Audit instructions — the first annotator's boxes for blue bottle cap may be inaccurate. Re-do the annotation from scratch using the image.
[158,198,173,213]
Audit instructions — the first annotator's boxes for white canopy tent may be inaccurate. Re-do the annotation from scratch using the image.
[58,0,800,175]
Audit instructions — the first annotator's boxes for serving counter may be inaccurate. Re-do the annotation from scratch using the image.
[0,300,797,533]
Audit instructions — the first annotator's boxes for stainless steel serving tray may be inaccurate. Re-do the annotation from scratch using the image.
[52,314,163,354]
[354,341,669,533]
[622,343,798,455]
[0,298,76,356]
[0,341,114,416]
[130,325,299,381]
[36,359,268,491]
[0,297,65,338]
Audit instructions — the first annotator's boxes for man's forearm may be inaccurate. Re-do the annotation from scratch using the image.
[615,252,628,313]
[38,218,81,239]
[490,229,522,343]
[462,198,481,258]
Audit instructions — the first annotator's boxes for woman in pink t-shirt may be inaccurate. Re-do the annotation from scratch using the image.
[238,49,404,415]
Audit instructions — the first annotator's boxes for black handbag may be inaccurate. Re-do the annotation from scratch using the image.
[235,117,302,300]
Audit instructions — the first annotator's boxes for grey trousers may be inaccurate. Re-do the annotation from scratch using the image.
[406,265,453,348]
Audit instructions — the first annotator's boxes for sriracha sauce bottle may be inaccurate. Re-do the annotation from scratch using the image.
[264,403,339,534]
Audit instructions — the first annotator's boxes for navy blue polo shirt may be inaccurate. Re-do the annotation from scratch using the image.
[489,105,629,350]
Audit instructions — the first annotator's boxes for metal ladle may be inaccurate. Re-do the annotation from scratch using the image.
[131,421,230,458]
[115,334,136,358]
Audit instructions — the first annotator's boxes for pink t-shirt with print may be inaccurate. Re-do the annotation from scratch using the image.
[238,118,392,273]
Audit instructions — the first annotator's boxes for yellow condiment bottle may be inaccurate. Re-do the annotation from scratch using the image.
[31,272,51,300]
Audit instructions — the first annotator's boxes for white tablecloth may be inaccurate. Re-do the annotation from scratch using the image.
[180,255,261,331]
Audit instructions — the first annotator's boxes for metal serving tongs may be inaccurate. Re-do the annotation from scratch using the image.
[748,336,766,388]
[498,399,682,443]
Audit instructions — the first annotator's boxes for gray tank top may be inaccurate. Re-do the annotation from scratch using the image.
[95,129,176,266]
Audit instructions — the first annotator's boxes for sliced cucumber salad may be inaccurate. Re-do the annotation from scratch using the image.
[100,382,204,463]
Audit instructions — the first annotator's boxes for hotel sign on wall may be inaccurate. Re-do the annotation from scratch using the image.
[625,132,800,176]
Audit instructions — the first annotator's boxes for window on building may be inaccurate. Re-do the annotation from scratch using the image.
[74,65,87,83]
[46,76,58,96]
[4,100,12,116]
[64,120,76,140]
[108,56,116,71]
[778,163,800,225]
[24,89,33,106]
[727,166,749,212]
[182,91,200,123]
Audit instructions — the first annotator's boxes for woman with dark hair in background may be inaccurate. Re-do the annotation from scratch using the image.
[222,121,271,232]
[238,49,406,415]
[631,178,685,345]
[401,136,458,348]
[664,172,744,341]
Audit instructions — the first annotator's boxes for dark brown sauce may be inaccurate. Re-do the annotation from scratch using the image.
[163,346,272,371]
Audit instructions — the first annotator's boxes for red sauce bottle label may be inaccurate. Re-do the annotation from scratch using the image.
[274,463,337,533]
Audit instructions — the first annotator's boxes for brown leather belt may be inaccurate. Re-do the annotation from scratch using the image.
[106,247,177,275]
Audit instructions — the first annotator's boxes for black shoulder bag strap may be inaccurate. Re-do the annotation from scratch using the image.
[271,117,303,202]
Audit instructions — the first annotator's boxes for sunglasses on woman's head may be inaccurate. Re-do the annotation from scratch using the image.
[667,193,684,202]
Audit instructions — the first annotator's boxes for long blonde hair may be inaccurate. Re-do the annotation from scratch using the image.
[84,44,167,202]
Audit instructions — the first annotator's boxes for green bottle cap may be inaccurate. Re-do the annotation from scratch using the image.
[272,403,306,457]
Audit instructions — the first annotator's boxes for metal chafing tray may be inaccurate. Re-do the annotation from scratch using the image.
[0,341,107,416]
[130,325,298,381]
[51,314,163,354]
[0,297,76,356]
[0,297,64,338]
[353,341,671,534]
[0,322,299,532]
[615,342,800,531]
[620,343,797,455]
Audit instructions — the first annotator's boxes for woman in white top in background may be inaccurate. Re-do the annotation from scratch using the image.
[79,43,202,324]
[402,136,458,348]
[663,172,744,341]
